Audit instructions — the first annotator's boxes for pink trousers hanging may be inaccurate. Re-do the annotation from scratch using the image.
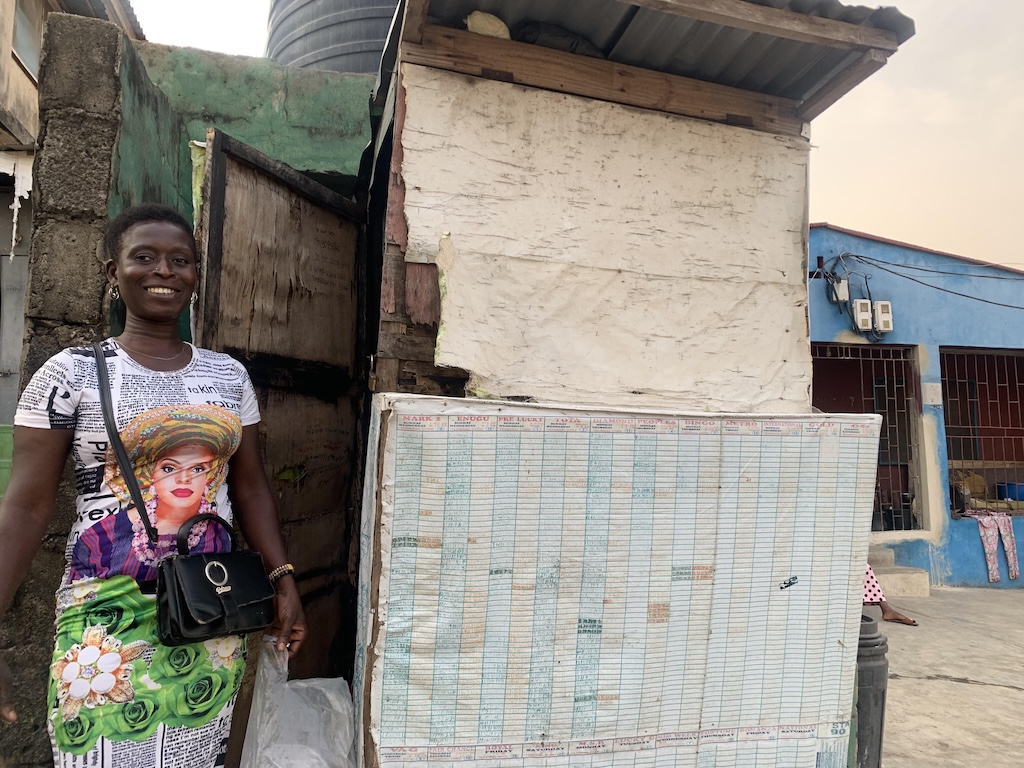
[972,513,1019,582]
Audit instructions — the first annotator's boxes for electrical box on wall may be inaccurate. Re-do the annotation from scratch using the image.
[853,299,873,331]
[874,301,894,333]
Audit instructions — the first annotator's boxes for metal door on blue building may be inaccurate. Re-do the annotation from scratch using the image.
[811,343,922,531]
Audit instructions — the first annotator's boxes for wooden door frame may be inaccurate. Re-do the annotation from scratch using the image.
[197,129,365,400]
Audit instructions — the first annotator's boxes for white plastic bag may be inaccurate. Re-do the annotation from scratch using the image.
[240,639,357,768]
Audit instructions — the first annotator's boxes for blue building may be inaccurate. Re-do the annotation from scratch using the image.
[809,224,1024,588]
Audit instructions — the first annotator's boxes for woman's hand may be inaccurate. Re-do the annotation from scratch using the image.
[227,426,307,658]
[0,657,16,723]
[271,577,306,658]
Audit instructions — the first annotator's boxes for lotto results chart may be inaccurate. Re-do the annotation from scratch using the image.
[355,395,880,768]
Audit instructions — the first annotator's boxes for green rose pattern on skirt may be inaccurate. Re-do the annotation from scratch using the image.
[50,576,245,754]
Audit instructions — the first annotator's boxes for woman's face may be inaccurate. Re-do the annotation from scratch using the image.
[106,221,197,325]
[151,444,216,511]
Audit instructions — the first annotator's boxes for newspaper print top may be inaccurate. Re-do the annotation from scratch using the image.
[15,340,260,586]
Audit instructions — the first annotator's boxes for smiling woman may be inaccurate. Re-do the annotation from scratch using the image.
[105,206,199,340]
[0,204,307,768]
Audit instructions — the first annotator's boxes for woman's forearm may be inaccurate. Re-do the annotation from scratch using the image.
[227,425,291,572]
[233,487,290,572]
[226,425,305,654]
[0,426,72,615]
[0,498,55,615]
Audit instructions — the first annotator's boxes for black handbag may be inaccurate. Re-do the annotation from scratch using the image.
[93,341,275,646]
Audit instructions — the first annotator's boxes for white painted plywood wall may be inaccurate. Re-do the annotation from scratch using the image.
[400,64,812,413]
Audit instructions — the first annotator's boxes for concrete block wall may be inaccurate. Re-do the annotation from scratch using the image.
[4,15,124,766]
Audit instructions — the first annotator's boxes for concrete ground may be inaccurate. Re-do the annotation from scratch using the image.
[862,587,1024,768]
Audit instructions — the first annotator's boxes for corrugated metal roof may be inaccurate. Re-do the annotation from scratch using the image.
[424,0,913,103]
[430,0,634,50]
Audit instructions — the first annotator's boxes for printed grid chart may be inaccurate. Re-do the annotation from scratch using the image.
[355,396,880,768]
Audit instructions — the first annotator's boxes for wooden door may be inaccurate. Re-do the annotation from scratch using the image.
[195,130,363,682]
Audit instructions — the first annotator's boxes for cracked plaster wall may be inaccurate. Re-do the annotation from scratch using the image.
[399,64,813,412]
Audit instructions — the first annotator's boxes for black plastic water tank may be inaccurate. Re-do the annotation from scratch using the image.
[267,0,400,74]
[856,614,889,768]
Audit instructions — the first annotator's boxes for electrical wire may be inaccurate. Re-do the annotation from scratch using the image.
[816,254,892,338]
[860,272,885,342]
[822,271,845,309]
[818,265,867,335]
[840,253,1024,312]
[849,253,1024,281]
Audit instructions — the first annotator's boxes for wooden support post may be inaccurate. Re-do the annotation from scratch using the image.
[796,49,888,121]
[403,0,430,45]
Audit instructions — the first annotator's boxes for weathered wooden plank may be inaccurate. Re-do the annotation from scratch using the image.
[228,348,357,401]
[796,49,888,120]
[377,321,437,361]
[197,128,227,345]
[398,360,469,396]
[218,132,362,222]
[380,242,406,318]
[260,388,357,523]
[402,25,806,137]
[406,262,440,326]
[372,357,467,395]
[403,0,430,45]
[281,576,345,679]
[372,357,401,392]
[197,130,365,700]
[629,0,900,53]
[384,75,408,250]
[217,157,359,367]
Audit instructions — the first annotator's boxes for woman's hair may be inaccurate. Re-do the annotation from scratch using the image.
[105,203,197,262]
[104,404,242,504]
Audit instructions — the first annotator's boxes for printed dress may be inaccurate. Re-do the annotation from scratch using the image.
[15,339,260,768]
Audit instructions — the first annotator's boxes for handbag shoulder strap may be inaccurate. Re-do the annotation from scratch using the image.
[176,513,238,555]
[92,341,158,545]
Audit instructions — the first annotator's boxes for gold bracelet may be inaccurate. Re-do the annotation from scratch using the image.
[268,563,295,584]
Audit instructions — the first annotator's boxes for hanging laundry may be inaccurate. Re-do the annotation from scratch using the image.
[968,512,1019,582]
[0,149,32,261]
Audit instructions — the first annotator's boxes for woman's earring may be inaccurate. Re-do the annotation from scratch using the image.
[190,291,199,306]
[110,284,120,301]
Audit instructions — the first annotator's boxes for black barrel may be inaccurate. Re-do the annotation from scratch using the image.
[856,614,889,768]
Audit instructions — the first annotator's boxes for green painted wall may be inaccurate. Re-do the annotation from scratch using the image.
[133,43,373,179]
[109,36,194,339]
[111,37,193,219]
[108,39,374,339]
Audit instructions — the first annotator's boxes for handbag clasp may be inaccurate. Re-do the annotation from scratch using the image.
[205,560,230,592]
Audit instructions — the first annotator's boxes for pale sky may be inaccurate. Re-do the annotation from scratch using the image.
[131,0,270,57]
[129,0,1023,266]
[809,0,1024,267]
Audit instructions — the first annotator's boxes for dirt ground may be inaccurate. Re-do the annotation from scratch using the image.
[861,587,1024,768]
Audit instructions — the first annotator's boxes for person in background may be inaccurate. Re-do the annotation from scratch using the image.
[864,563,917,625]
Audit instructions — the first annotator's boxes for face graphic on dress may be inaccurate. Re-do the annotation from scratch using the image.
[151,444,215,519]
